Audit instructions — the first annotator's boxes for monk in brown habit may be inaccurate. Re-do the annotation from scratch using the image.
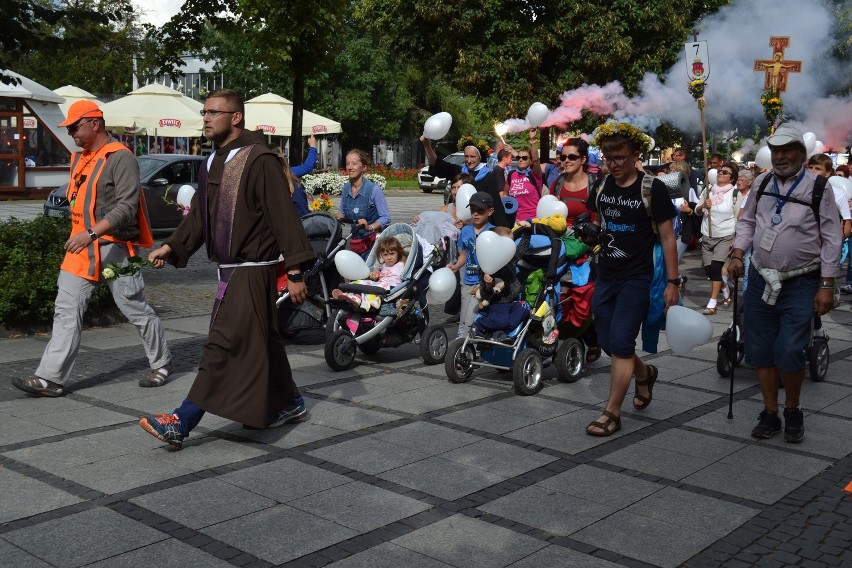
[139,88,316,449]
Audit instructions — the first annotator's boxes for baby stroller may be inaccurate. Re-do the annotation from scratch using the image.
[716,300,829,381]
[276,213,356,335]
[444,224,583,395]
[324,223,448,370]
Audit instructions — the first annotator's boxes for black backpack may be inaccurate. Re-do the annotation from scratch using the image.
[752,174,828,222]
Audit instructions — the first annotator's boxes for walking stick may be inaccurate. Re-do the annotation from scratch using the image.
[727,276,738,420]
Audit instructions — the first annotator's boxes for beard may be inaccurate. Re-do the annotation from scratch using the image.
[772,156,804,179]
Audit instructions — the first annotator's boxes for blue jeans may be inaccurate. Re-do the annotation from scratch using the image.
[592,275,651,357]
[743,266,818,372]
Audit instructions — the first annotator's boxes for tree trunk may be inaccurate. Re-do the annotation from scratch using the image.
[290,70,305,164]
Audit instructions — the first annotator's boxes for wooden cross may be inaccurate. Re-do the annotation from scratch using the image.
[754,36,802,92]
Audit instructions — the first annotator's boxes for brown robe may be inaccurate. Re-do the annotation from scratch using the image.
[165,130,315,428]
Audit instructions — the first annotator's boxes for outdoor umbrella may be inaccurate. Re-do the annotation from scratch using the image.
[100,83,203,137]
[53,85,103,117]
[245,92,342,136]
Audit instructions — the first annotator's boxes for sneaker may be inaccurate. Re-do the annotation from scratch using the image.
[751,409,782,439]
[139,413,185,449]
[839,284,852,295]
[139,364,172,388]
[12,376,65,397]
[783,408,805,443]
[268,402,307,428]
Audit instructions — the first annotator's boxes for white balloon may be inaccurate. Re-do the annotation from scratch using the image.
[814,141,824,155]
[476,230,516,274]
[755,146,773,170]
[665,305,713,354]
[335,250,370,281]
[454,184,477,221]
[706,168,718,186]
[526,102,550,128]
[176,184,195,207]
[428,267,457,302]
[803,132,817,154]
[536,194,568,219]
[423,112,452,139]
[828,176,852,200]
[646,136,656,151]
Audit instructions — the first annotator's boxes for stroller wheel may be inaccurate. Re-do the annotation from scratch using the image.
[513,348,544,396]
[325,330,357,371]
[808,337,829,382]
[556,338,584,383]
[445,338,476,383]
[420,325,448,365]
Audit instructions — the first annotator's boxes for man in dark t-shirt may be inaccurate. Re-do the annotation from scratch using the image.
[582,126,680,437]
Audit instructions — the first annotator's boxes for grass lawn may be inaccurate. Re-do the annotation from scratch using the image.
[385,179,422,190]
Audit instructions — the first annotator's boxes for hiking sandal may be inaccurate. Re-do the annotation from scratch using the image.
[585,410,622,437]
[633,364,658,410]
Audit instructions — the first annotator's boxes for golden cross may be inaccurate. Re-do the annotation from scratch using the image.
[754,36,802,92]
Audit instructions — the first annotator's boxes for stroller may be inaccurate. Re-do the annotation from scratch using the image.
[444,224,585,395]
[324,223,448,371]
[276,213,355,335]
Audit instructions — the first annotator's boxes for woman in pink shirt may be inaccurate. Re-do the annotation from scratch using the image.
[506,130,544,221]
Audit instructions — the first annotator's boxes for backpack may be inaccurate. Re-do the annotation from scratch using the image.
[752,173,828,223]
[594,173,662,234]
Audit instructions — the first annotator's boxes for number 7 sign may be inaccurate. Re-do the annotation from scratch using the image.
[685,41,710,81]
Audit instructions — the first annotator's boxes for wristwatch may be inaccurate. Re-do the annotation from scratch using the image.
[287,272,304,283]
[87,229,98,241]
[667,277,683,286]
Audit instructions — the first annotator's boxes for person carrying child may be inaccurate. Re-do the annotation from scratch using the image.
[471,226,527,339]
[332,236,406,311]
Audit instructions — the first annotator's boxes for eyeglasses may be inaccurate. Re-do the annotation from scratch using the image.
[67,119,96,134]
[559,154,582,161]
[517,155,531,161]
[199,110,238,117]
[511,155,519,160]
[719,170,733,175]
[604,155,632,166]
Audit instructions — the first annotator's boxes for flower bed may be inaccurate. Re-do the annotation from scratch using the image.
[302,172,387,195]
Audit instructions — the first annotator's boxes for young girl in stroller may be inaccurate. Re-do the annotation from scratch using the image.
[331,236,407,311]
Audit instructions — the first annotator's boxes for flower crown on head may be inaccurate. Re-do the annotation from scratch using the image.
[457,134,491,158]
[591,121,652,154]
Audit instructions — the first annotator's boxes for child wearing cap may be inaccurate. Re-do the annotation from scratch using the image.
[446,192,494,337]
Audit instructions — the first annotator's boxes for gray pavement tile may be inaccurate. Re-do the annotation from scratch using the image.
[155,437,268,472]
[506,544,624,567]
[54,452,196,494]
[0,337,51,363]
[307,434,430,474]
[130,478,276,529]
[479,485,616,536]
[719,445,831,481]
[0,538,53,567]
[597,442,717,481]
[673,370,757,393]
[484,395,578,420]
[369,383,503,415]
[640,428,746,460]
[504,409,651,455]
[571,509,718,568]
[822,394,852,418]
[2,507,166,568]
[539,374,610,405]
[201,504,358,565]
[391,513,546,568]
[263,422,348,449]
[85,538,235,567]
[684,399,771,439]
[361,373,445,388]
[626,486,758,535]
[326,542,453,568]
[793,382,852,412]
[309,379,424,403]
[0,414,65,446]
[378,456,506,500]
[304,400,402,431]
[0,395,93,417]
[0,467,84,524]
[217,457,352,502]
[294,369,347,387]
[373,422,483,455]
[648,355,716,373]
[538,464,664,509]
[439,439,558,478]
[435,405,541,435]
[289,480,432,532]
[159,314,211,334]
[681,462,803,504]
[823,359,852,385]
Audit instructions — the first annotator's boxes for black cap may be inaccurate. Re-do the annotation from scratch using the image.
[467,191,494,210]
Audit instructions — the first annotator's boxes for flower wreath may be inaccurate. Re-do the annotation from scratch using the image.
[591,121,652,154]
[457,134,491,158]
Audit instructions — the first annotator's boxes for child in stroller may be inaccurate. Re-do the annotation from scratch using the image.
[331,236,407,311]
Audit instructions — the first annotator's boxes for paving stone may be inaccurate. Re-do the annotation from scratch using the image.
[155,437,269,472]
[391,514,546,567]
[598,442,716,481]
[479,485,617,536]
[505,543,624,567]
[626,487,759,534]
[201,504,358,565]
[682,462,804,504]
[640,428,746,460]
[484,396,578,420]
[0,467,85,523]
[217,457,352,502]
[438,439,558,478]
[368,383,502,414]
[0,413,65,446]
[2,507,166,568]
[0,536,54,567]
[378,456,506,500]
[289,480,432,533]
[27,404,133,433]
[236,421,346,449]
[309,379,425,402]
[505,409,651,454]
[84,538,236,567]
[719,445,831,482]
[302,400,402,431]
[435,405,541,434]
[325,542,453,567]
[52,452,197,494]
[536,373,611,405]
[537,464,664,509]
[130,478,276,529]
[372,422,483,455]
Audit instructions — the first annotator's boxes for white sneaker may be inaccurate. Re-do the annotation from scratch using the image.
[839,284,852,295]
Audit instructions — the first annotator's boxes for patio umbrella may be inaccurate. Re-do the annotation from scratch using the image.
[53,85,103,117]
[245,92,342,136]
[100,83,203,137]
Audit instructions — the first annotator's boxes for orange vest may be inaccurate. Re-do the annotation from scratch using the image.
[61,141,154,281]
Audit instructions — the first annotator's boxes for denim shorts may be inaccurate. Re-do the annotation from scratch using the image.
[743,266,818,372]
[592,275,650,357]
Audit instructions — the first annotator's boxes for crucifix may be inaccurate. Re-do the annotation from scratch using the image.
[753,36,802,92]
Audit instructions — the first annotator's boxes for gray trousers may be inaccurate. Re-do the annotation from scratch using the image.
[457,283,479,338]
[36,243,171,385]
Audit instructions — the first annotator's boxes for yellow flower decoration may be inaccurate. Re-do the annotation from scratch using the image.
[591,121,652,154]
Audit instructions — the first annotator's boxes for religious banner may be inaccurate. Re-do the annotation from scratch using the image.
[685,41,710,82]
[754,36,801,93]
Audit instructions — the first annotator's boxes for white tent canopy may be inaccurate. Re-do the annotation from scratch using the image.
[100,83,203,137]
[0,69,65,104]
[53,85,103,117]
[245,93,342,137]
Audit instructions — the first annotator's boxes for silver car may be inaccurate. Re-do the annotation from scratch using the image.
[417,151,465,193]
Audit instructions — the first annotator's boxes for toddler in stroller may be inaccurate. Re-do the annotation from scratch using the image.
[332,236,406,311]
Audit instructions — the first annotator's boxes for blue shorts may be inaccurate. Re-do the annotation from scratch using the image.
[743,266,818,372]
[592,275,650,357]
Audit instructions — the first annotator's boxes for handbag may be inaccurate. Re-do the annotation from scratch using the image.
[349,231,377,255]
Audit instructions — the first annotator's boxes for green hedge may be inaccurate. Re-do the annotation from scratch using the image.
[0,216,113,328]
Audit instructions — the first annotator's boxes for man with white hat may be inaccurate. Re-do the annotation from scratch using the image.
[729,124,841,443]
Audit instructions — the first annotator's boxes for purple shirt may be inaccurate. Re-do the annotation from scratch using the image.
[734,168,841,277]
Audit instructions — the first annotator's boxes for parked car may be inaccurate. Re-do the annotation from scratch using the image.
[44,154,205,234]
[417,152,465,193]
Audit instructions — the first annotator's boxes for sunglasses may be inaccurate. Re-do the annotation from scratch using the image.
[719,170,734,175]
[559,154,582,161]
[199,109,238,117]
[517,155,531,161]
[67,119,96,134]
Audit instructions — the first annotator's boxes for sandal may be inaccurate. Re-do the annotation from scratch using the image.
[586,410,622,437]
[585,345,601,364]
[702,307,717,315]
[633,365,658,410]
